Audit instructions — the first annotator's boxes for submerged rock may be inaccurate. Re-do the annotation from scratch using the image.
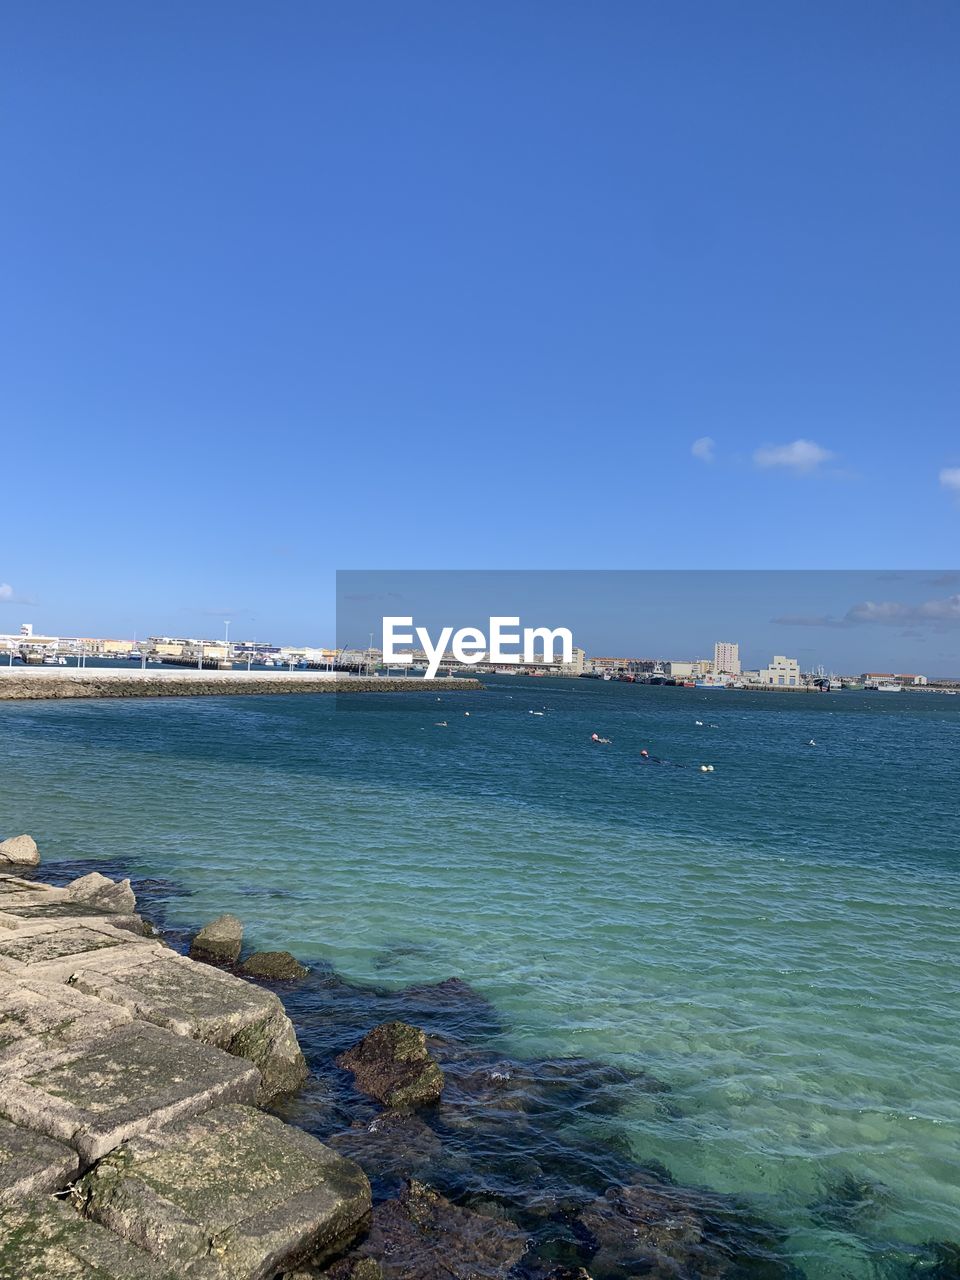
[0,833,40,867]
[577,1172,795,1279]
[337,1022,444,1109]
[243,950,309,981]
[66,871,137,915]
[430,1039,672,1132]
[324,1259,384,1280]
[328,1111,444,1188]
[189,912,243,964]
[335,1179,528,1279]
[808,1169,890,1232]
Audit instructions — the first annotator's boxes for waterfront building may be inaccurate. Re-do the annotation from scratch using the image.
[759,655,801,687]
[714,641,741,675]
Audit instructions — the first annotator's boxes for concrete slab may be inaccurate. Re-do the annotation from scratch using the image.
[0,1117,79,1205]
[0,921,160,981]
[79,1104,371,1280]
[0,901,145,935]
[0,976,132,1065]
[0,1022,261,1164]
[71,952,307,1104]
[0,1196,178,1278]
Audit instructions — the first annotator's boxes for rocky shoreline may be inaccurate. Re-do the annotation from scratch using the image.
[2,837,954,1279]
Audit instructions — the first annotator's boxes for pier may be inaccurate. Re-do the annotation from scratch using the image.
[0,669,483,700]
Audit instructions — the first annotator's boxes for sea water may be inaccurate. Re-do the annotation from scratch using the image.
[2,678,958,1276]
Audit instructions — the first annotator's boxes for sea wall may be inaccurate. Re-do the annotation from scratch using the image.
[0,671,482,700]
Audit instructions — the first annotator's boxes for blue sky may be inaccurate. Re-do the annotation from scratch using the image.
[2,2,958,652]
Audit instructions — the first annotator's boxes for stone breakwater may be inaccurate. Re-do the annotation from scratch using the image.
[0,670,483,700]
[0,864,372,1278]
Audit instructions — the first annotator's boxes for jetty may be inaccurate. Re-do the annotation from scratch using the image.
[0,862,372,1278]
[0,669,482,701]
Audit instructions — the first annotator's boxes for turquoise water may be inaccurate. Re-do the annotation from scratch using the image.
[2,679,958,1276]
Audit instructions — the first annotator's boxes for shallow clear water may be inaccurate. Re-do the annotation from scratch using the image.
[2,679,958,1276]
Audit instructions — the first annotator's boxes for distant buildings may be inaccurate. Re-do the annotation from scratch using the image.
[714,641,741,675]
[758,655,801,687]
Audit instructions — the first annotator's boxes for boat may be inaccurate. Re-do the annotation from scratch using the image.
[695,676,729,689]
[42,654,67,666]
[828,678,842,691]
[877,682,902,693]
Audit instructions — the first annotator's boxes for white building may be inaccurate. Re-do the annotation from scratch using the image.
[714,641,741,675]
[759,655,801,687]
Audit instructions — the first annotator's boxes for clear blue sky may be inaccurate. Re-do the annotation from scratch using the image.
[2,1,958,649]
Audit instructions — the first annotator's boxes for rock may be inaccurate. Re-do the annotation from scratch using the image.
[189,912,243,964]
[0,1196,178,1278]
[337,1179,527,1279]
[0,1115,79,1204]
[69,949,309,1105]
[325,1258,384,1279]
[337,1022,444,1110]
[66,871,137,915]
[577,1172,794,1279]
[77,1103,371,1280]
[0,1020,260,1164]
[328,1111,443,1186]
[242,950,309,981]
[0,834,39,867]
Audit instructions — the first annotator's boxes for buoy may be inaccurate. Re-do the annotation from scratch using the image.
[700,764,709,772]
[464,712,470,716]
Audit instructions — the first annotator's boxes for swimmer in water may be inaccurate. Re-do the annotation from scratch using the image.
[591,733,611,744]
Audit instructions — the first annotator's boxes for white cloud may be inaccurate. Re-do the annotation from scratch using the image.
[0,584,13,601]
[753,439,834,473]
[774,594,960,629]
[940,467,960,497]
[691,436,715,463]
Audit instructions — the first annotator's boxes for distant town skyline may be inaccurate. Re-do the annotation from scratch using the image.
[4,570,960,675]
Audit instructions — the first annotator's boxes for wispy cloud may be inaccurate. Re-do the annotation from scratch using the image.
[774,594,960,630]
[0,583,35,606]
[754,439,834,473]
[940,467,960,500]
[691,436,715,463]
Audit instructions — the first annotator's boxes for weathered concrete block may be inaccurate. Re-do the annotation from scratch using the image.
[190,914,243,965]
[0,1021,260,1164]
[0,975,132,1065]
[70,952,308,1104]
[0,879,68,913]
[0,1196,178,1278]
[0,900,145,935]
[66,872,137,915]
[0,1117,79,1205]
[78,1104,371,1280]
[0,920,159,980]
[0,834,39,866]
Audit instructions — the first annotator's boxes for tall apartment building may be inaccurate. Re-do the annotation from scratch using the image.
[714,641,741,675]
